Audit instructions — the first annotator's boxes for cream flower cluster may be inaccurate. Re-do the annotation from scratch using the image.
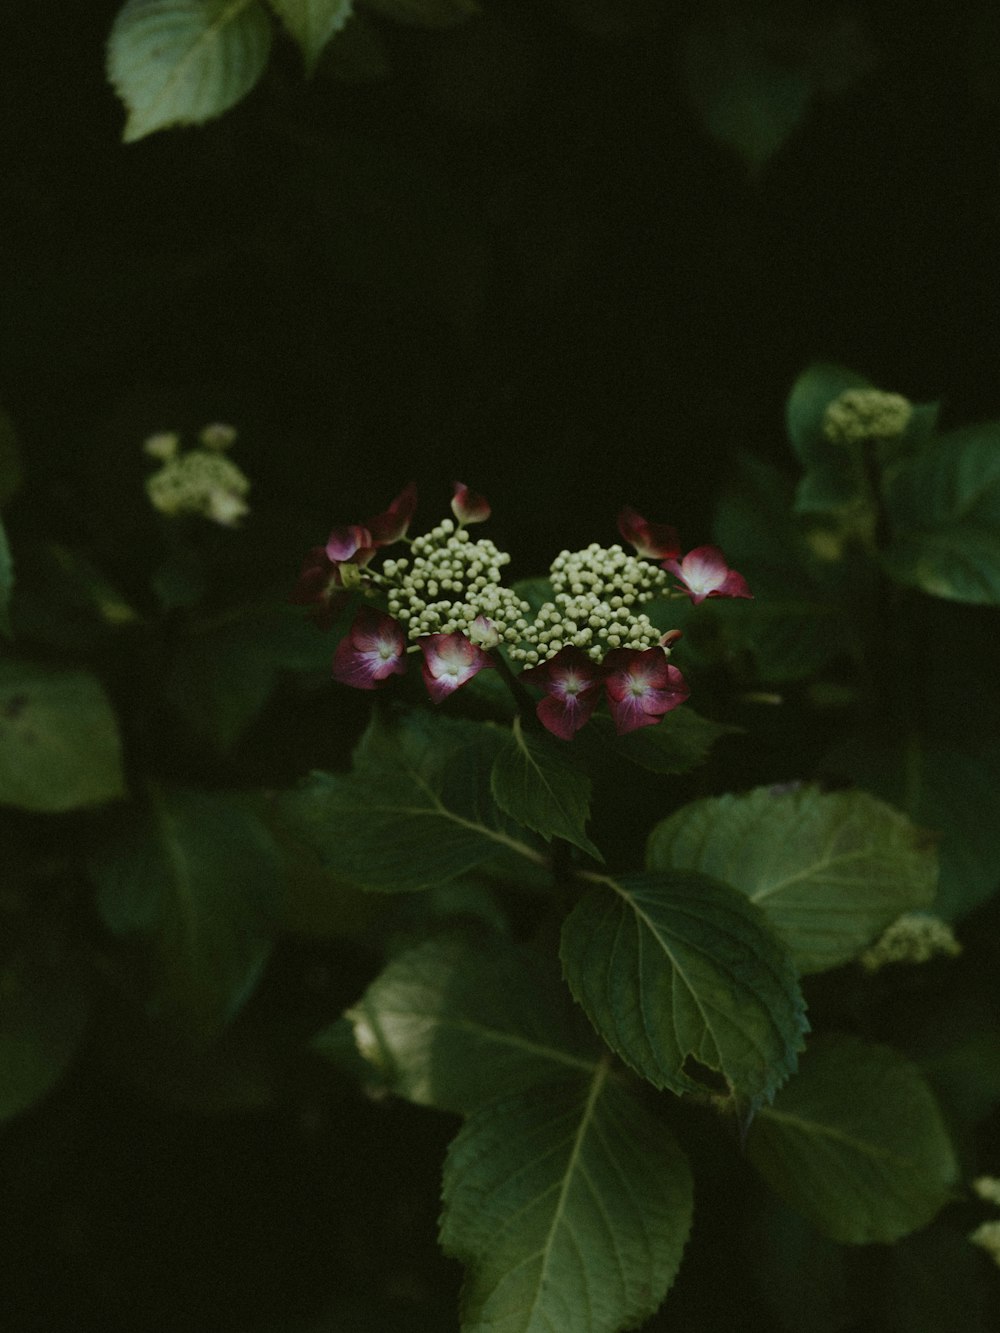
[507,543,671,666]
[823,388,913,446]
[382,520,532,643]
[859,912,961,972]
[144,425,250,527]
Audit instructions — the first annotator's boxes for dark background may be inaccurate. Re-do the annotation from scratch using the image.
[2,1,999,1328]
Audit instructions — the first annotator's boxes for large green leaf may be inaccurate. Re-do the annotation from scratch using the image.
[0,910,94,1122]
[0,663,125,811]
[883,422,1000,604]
[164,600,340,750]
[268,0,352,72]
[340,933,601,1114]
[90,788,284,1037]
[561,870,807,1101]
[0,516,12,639]
[585,708,739,776]
[491,716,601,860]
[107,0,273,143]
[440,1069,693,1333]
[647,785,937,974]
[747,1036,958,1243]
[826,736,1000,920]
[278,710,545,892]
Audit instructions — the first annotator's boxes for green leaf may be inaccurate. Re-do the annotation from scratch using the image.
[586,708,739,776]
[0,516,12,639]
[268,0,352,73]
[746,1036,958,1243]
[825,736,1000,920]
[786,363,873,515]
[107,0,274,143]
[491,716,601,860]
[683,9,811,174]
[647,785,937,974]
[361,0,480,28]
[278,710,546,892]
[0,663,126,812]
[341,933,602,1114]
[0,912,94,1122]
[561,870,808,1100]
[89,788,284,1037]
[883,422,1000,603]
[165,600,339,750]
[440,1069,694,1333]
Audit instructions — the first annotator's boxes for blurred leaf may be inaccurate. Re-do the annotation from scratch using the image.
[361,0,479,28]
[561,870,808,1100]
[440,1072,693,1333]
[316,9,390,80]
[918,1031,1000,1129]
[90,787,284,1037]
[747,1036,958,1243]
[683,7,811,174]
[586,708,740,775]
[0,663,125,812]
[277,710,546,892]
[647,785,937,974]
[8,543,140,652]
[786,363,873,515]
[165,600,338,750]
[749,1197,851,1333]
[825,736,1000,919]
[341,933,602,1113]
[491,716,601,860]
[0,406,22,506]
[883,422,1000,604]
[107,0,273,143]
[0,518,12,639]
[547,0,660,39]
[268,0,352,73]
[0,910,94,1122]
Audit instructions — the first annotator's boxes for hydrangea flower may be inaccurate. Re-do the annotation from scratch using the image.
[617,506,681,560]
[602,647,689,735]
[521,647,603,740]
[331,608,407,689]
[451,481,491,525]
[662,546,752,604]
[419,632,493,702]
[289,545,351,630]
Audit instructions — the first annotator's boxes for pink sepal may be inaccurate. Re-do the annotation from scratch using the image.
[451,482,491,525]
[662,545,753,604]
[419,632,493,702]
[617,506,681,560]
[603,647,689,735]
[331,608,407,690]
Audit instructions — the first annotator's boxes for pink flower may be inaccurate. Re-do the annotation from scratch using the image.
[290,546,351,630]
[602,647,689,735]
[325,523,374,565]
[331,608,407,690]
[520,647,603,741]
[451,481,491,525]
[419,632,493,702]
[661,546,753,604]
[367,481,418,545]
[617,506,681,560]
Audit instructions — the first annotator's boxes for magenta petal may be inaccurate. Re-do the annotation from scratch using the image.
[521,646,602,740]
[663,545,749,603]
[419,632,493,702]
[325,523,372,563]
[617,506,681,559]
[331,608,406,690]
[451,482,491,525]
[603,648,689,735]
[367,482,418,545]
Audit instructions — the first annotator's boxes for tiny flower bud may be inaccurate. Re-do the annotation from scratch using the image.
[198,422,238,450]
[143,431,180,461]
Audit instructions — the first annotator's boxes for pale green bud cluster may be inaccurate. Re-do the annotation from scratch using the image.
[146,434,250,527]
[382,520,531,643]
[859,912,961,972]
[507,544,671,665]
[823,388,913,446]
[973,1177,1000,1207]
[969,1220,1000,1268]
